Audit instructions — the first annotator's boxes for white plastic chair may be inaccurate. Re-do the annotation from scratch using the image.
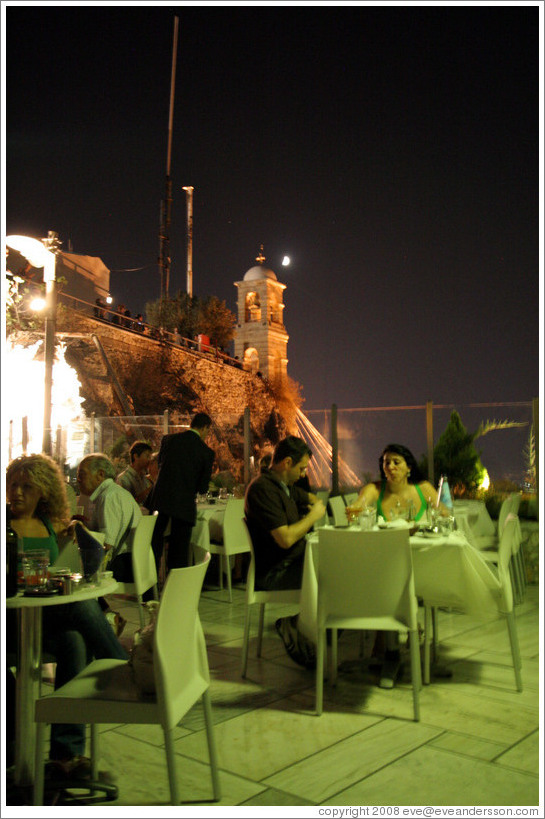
[328,495,348,527]
[111,515,159,627]
[33,556,221,806]
[241,522,301,677]
[474,494,525,604]
[315,528,421,721]
[198,498,250,602]
[422,514,523,692]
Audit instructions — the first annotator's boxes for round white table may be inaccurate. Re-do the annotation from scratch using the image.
[6,577,118,787]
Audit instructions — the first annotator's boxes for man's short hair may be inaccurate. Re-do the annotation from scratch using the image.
[191,412,212,430]
[79,453,116,480]
[129,441,152,463]
[272,436,312,466]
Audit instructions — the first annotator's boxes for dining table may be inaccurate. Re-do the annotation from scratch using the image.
[297,523,501,647]
[190,499,228,560]
[6,575,118,789]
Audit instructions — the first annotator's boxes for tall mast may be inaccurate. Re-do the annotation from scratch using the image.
[158,15,179,300]
[182,186,194,297]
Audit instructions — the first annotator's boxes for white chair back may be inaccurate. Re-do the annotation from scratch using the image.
[129,514,158,595]
[154,556,211,730]
[343,492,358,506]
[328,495,348,527]
[221,498,250,555]
[317,528,417,627]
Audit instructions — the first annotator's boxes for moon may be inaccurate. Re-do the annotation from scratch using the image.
[282,255,290,266]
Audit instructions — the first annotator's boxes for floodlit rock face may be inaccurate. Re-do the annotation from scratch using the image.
[52,309,294,474]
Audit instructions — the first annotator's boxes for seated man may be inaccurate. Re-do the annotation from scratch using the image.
[77,454,142,635]
[116,441,154,507]
[245,436,326,668]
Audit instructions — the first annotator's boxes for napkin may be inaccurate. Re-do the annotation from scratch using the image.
[379,518,411,529]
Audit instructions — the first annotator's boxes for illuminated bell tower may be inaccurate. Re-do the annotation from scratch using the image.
[234,246,289,381]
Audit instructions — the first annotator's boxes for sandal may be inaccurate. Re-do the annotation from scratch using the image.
[275,618,308,669]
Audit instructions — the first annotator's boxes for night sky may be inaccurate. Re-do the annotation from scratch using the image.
[5,3,541,421]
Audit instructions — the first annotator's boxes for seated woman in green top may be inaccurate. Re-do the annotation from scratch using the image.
[345,443,447,690]
[6,453,127,776]
[346,443,444,522]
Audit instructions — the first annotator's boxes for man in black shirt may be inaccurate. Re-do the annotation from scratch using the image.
[245,436,326,667]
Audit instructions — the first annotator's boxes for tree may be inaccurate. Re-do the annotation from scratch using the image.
[427,411,485,496]
[196,295,235,349]
[144,297,179,332]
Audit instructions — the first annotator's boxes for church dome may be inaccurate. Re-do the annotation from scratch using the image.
[243,265,277,282]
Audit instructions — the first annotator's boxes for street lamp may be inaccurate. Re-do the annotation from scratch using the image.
[6,232,61,456]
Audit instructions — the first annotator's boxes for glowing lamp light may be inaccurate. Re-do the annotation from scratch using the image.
[479,470,490,491]
[29,297,46,311]
[105,295,113,304]
[282,256,290,266]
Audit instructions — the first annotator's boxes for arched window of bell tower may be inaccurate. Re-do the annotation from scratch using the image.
[245,292,261,322]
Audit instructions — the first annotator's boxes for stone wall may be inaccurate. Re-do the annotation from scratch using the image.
[52,309,296,474]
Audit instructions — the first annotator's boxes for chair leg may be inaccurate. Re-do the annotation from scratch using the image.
[90,724,99,796]
[218,556,224,591]
[202,689,221,801]
[256,604,265,657]
[137,596,146,628]
[431,606,438,664]
[505,611,523,692]
[241,606,251,677]
[409,629,421,721]
[316,627,325,715]
[163,727,180,805]
[330,628,338,686]
[225,558,233,603]
[423,606,432,685]
[33,721,46,805]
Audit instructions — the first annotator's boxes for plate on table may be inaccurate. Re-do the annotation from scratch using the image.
[23,586,60,597]
[416,528,443,539]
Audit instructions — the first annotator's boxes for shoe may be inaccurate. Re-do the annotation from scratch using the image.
[47,756,115,784]
[379,650,401,689]
[275,618,308,669]
[105,610,127,638]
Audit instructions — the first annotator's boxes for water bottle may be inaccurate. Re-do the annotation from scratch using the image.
[439,475,453,512]
[6,522,19,598]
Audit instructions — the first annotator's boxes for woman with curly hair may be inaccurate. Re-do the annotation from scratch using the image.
[6,453,127,779]
[6,453,71,562]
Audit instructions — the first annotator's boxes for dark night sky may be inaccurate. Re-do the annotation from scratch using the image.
[4,3,541,417]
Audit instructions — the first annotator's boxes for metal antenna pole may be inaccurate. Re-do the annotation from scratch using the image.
[158,15,179,300]
[182,186,194,297]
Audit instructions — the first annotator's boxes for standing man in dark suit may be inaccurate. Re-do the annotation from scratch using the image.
[150,412,215,573]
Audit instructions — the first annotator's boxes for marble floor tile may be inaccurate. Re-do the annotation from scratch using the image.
[174,695,383,781]
[264,718,441,802]
[321,744,539,806]
[494,730,540,775]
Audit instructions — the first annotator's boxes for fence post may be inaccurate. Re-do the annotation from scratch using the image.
[426,400,434,486]
[243,407,251,485]
[89,412,95,454]
[96,418,103,453]
[331,403,339,495]
[532,396,539,515]
[163,409,169,436]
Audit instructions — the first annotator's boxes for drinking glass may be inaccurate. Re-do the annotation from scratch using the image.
[22,550,50,589]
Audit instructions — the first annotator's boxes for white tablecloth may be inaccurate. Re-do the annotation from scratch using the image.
[297,526,501,643]
[190,502,227,550]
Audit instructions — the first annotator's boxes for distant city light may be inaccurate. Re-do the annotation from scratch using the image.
[282,256,290,266]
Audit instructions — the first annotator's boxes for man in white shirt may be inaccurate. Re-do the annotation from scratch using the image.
[77,453,142,580]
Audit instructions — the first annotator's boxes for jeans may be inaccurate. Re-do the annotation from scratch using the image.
[256,553,304,591]
[43,599,128,760]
